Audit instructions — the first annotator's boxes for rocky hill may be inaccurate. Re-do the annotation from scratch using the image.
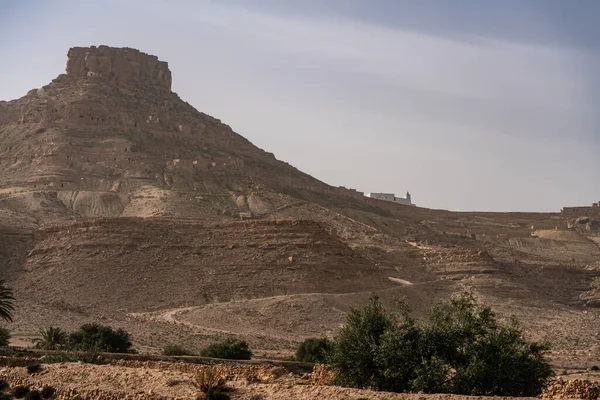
[0,46,361,226]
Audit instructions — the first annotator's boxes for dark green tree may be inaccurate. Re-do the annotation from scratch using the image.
[200,338,252,360]
[0,328,10,347]
[327,292,553,396]
[68,323,132,353]
[328,296,396,388]
[295,338,333,363]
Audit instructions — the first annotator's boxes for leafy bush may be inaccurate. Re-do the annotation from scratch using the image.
[68,323,132,353]
[41,350,108,365]
[76,351,110,364]
[41,350,109,365]
[328,293,553,396]
[328,296,396,389]
[36,327,68,350]
[163,344,194,356]
[0,379,8,390]
[13,385,30,398]
[40,386,56,398]
[200,339,252,360]
[424,294,552,396]
[592,365,599,371]
[24,390,42,400]
[41,351,77,364]
[26,363,42,374]
[0,393,11,400]
[295,338,333,363]
[374,315,439,393]
[0,327,10,347]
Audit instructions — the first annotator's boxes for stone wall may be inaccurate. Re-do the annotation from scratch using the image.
[561,205,600,217]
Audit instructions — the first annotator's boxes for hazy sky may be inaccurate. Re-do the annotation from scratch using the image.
[1,0,599,211]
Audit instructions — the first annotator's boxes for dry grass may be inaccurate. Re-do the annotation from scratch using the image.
[193,369,227,392]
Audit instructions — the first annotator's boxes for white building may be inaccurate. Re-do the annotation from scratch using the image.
[366,191,413,206]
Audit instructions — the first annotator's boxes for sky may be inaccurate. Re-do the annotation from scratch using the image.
[1,0,599,212]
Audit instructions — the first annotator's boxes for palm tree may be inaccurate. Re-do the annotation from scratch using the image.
[36,327,68,350]
[0,280,14,322]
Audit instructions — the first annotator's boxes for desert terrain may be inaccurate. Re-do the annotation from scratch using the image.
[0,46,599,398]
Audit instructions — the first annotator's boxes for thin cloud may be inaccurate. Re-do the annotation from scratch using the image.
[1,0,598,211]
[160,1,592,110]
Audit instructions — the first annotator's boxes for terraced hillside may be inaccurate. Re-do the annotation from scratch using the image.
[20,218,391,311]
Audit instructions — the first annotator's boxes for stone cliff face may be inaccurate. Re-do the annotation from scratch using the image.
[0,46,355,222]
[65,46,172,90]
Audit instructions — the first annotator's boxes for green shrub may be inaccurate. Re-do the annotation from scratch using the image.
[79,351,110,364]
[36,327,68,350]
[295,338,333,363]
[425,294,552,396]
[41,350,80,364]
[328,296,396,389]
[328,293,553,397]
[41,350,108,365]
[24,390,42,400]
[68,323,132,353]
[0,379,8,390]
[200,339,252,360]
[591,365,599,371]
[163,344,194,356]
[374,316,440,393]
[0,327,10,347]
[0,393,11,400]
[27,363,42,374]
[40,386,56,398]
[13,385,30,398]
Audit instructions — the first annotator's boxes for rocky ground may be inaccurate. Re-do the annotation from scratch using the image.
[0,357,598,400]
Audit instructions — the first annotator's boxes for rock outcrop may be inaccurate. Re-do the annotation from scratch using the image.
[66,46,172,90]
[541,378,600,400]
[570,216,600,237]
